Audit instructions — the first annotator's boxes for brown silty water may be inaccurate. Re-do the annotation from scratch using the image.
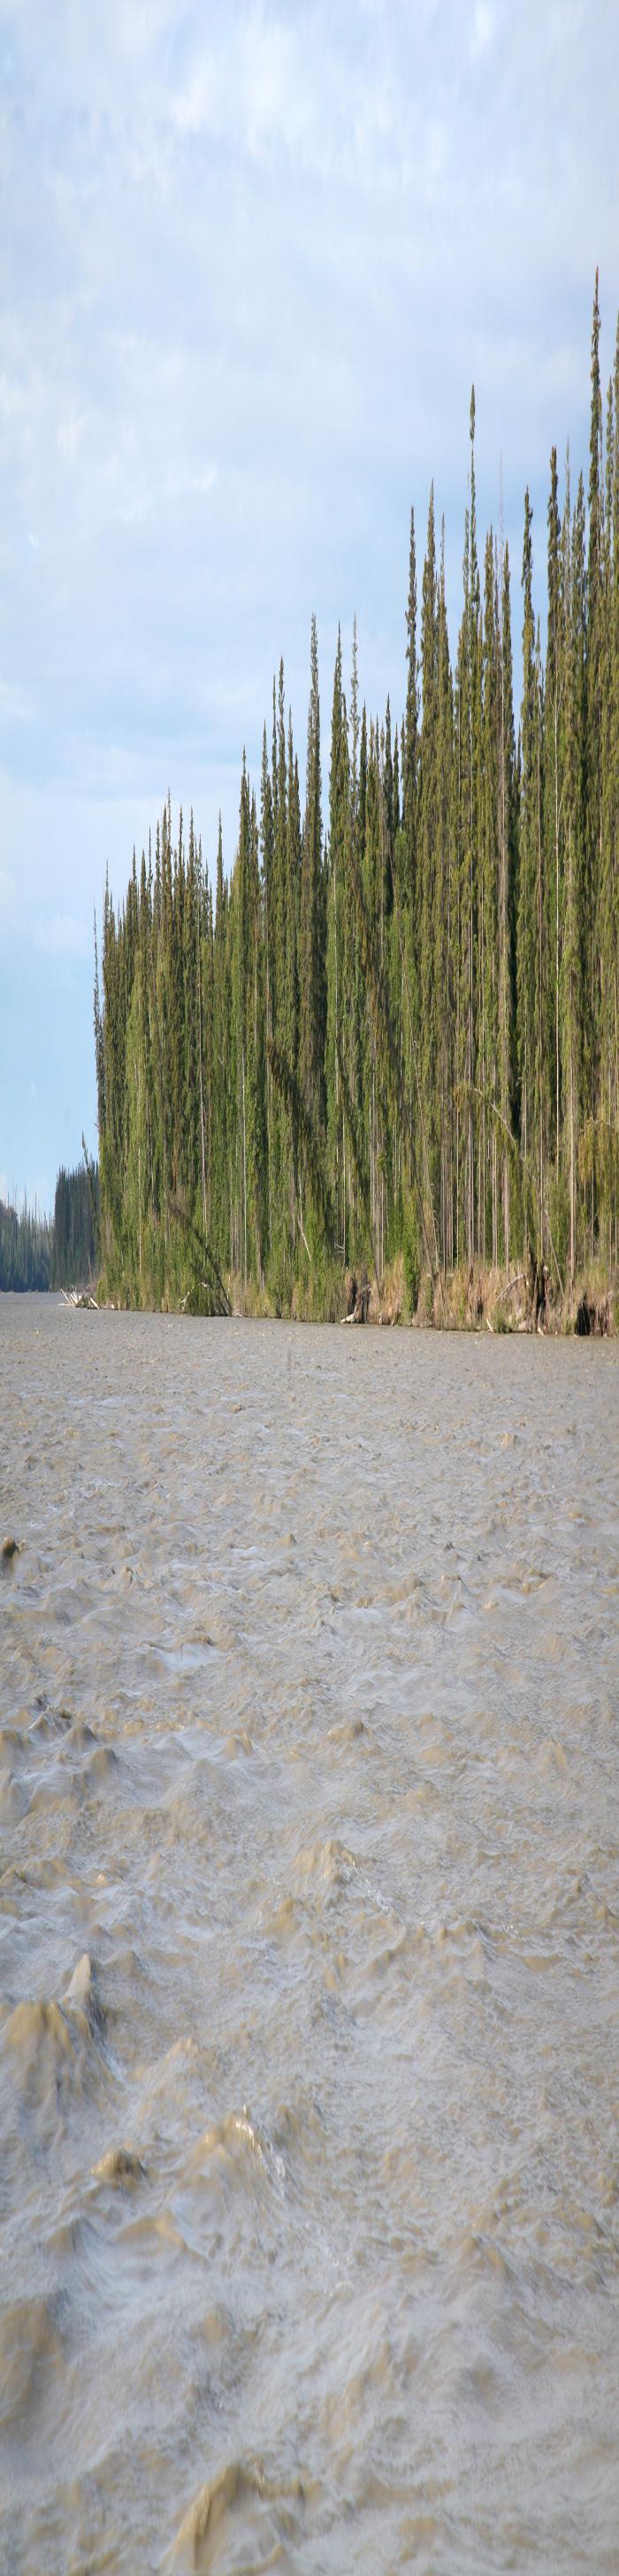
[1,1295,618,2573]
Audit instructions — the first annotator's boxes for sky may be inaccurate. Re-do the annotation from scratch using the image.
[1,0,618,1213]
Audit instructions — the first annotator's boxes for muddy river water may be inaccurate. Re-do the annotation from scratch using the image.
[1,1296,618,2572]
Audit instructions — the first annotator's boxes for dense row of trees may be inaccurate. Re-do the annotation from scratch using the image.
[96,285,619,1311]
[0,1196,53,1292]
[52,1162,99,1286]
[0,1166,98,1292]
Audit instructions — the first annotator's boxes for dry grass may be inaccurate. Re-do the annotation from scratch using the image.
[367,1252,405,1326]
[101,1254,619,1335]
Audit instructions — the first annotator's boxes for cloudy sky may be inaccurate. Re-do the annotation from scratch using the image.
[1,0,617,1211]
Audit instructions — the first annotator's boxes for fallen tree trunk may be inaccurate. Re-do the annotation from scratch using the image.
[60,1286,99,1309]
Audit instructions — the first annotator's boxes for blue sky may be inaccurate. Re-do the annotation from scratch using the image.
[1,0,618,1212]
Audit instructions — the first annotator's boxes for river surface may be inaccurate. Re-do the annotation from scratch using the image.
[1,1296,618,2574]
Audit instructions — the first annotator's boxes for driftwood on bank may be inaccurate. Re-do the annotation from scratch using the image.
[60,1286,99,1309]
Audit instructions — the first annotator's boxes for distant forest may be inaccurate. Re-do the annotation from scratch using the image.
[0,1165,99,1293]
[96,281,618,1314]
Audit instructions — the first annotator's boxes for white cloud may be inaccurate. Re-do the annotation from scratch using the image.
[165,463,218,500]
[169,13,312,160]
[0,370,29,423]
[470,1,496,61]
[57,410,88,466]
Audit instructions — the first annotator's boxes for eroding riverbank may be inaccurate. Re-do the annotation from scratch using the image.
[209,1253,619,1334]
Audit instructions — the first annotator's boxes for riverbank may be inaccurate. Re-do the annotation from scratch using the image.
[97,1251,619,1334]
[233,1255,618,1334]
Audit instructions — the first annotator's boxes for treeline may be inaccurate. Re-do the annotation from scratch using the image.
[96,282,619,1314]
[0,1166,99,1292]
[0,1197,52,1292]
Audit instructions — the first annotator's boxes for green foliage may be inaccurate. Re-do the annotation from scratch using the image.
[266,1242,295,1319]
